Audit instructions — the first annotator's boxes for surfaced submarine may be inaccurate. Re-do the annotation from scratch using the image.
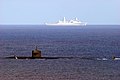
[5,46,119,60]
[5,46,96,60]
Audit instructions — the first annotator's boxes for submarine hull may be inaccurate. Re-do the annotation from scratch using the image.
[5,56,96,60]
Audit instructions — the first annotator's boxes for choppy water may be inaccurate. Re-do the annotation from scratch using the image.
[0,25,120,80]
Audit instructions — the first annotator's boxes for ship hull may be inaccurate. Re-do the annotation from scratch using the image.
[45,23,87,26]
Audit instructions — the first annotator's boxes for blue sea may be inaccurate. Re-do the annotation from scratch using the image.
[0,25,120,80]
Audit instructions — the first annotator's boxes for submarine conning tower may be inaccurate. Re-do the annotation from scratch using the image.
[32,46,41,58]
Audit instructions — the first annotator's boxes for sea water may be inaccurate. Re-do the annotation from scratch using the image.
[0,25,120,80]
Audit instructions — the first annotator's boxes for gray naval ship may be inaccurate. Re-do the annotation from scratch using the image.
[45,17,87,26]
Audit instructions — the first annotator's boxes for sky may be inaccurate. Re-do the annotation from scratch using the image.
[0,0,120,25]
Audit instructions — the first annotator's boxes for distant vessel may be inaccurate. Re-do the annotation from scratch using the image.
[45,17,87,26]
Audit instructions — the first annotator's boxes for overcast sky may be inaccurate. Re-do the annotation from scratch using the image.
[0,0,120,25]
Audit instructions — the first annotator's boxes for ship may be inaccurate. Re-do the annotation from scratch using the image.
[45,17,87,26]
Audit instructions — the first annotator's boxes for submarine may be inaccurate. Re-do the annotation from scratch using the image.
[5,46,96,60]
[5,46,117,60]
[5,46,76,60]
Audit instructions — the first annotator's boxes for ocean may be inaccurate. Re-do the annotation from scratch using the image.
[0,25,120,80]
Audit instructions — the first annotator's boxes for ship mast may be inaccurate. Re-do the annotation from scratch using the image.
[63,17,66,23]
